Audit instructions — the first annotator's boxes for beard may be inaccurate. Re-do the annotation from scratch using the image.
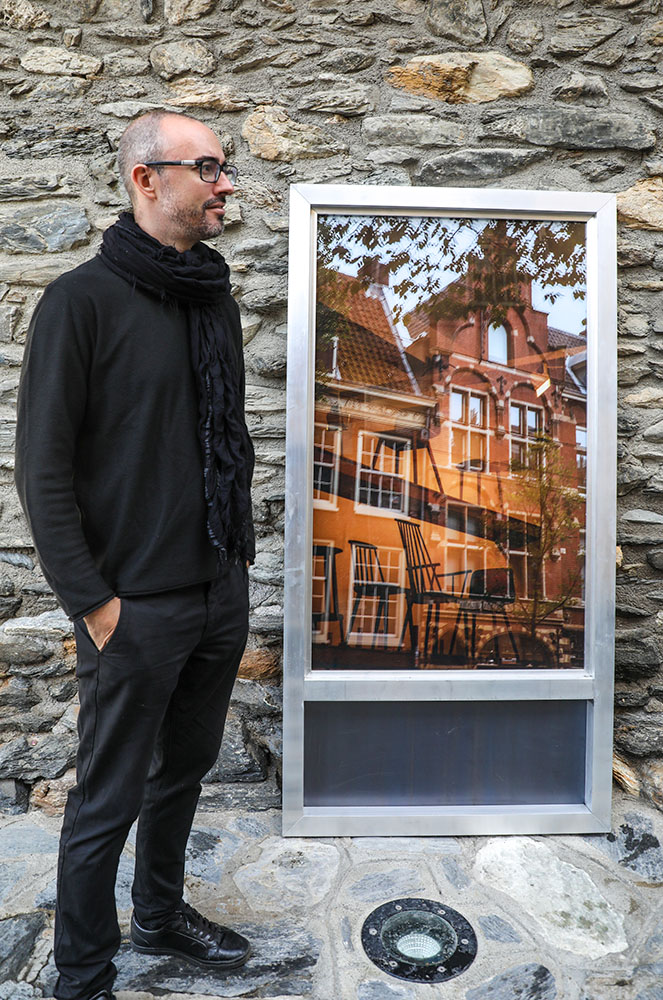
[161,186,225,245]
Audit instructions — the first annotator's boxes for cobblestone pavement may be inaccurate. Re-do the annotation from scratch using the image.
[1,787,663,1000]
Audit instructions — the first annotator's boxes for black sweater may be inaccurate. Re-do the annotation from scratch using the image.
[15,255,253,620]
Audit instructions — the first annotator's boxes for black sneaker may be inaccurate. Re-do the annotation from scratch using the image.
[130,901,250,970]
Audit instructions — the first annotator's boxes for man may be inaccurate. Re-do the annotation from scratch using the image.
[15,110,255,1000]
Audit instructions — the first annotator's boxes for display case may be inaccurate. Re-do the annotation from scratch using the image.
[283,184,616,836]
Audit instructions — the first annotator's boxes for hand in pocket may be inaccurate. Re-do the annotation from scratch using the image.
[84,596,122,651]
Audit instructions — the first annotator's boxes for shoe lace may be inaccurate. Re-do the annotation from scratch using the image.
[178,900,224,944]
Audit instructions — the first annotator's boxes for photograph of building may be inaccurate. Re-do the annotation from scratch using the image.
[312,214,587,670]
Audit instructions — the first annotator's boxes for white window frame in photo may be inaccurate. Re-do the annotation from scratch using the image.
[354,429,412,518]
[313,421,341,511]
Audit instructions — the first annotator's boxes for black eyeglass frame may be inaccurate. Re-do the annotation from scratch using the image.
[143,158,238,184]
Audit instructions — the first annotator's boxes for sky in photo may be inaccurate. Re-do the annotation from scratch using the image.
[318,214,587,341]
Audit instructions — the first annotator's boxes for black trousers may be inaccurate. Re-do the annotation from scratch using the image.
[53,562,249,1000]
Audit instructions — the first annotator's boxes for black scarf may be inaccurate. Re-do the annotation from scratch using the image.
[100,212,254,565]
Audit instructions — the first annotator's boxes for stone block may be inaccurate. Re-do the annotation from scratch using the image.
[363,113,463,147]
[348,866,426,902]
[549,14,622,55]
[149,39,216,80]
[615,711,663,754]
[299,80,376,116]
[165,0,216,24]
[198,778,281,811]
[506,18,543,54]
[0,731,77,781]
[467,964,556,1000]
[219,36,254,60]
[0,912,46,983]
[639,758,663,811]
[478,914,522,943]
[234,838,340,909]
[202,708,267,783]
[103,48,150,76]
[0,306,19,345]
[474,838,627,959]
[0,0,49,30]
[416,147,545,183]
[20,44,102,76]
[26,76,92,99]
[94,21,163,39]
[481,107,655,151]
[249,604,283,635]
[0,176,75,202]
[242,105,347,161]
[596,812,663,880]
[0,778,28,814]
[0,676,38,711]
[618,177,663,230]
[63,25,81,46]
[358,983,411,1000]
[245,330,287,378]
[4,609,72,642]
[97,100,163,119]
[426,0,487,46]
[387,51,533,104]
[574,154,627,182]
[615,636,661,679]
[238,647,280,681]
[0,205,90,254]
[185,825,242,882]
[112,920,319,996]
[4,123,106,159]
[167,77,252,110]
[30,768,76,815]
[319,46,374,72]
[552,70,608,103]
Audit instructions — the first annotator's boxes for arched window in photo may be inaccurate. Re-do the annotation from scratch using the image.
[488,322,509,365]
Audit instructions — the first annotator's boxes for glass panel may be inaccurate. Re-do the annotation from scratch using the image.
[469,431,485,471]
[450,388,465,424]
[447,504,464,534]
[510,402,524,436]
[468,393,484,427]
[304,701,587,805]
[451,428,466,468]
[466,509,483,539]
[313,214,587,669]
[527,407,541,436]
[488,323,508,365]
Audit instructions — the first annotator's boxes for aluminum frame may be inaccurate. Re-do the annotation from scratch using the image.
[283,184,617,837]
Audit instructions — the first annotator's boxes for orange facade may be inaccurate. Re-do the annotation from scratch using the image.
[312,263,586,670]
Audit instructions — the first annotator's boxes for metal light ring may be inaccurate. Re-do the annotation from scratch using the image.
[360,897,478,985]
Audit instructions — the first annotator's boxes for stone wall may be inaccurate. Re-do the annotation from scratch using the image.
[0,0,662,813]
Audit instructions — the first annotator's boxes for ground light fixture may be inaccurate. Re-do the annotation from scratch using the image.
[361,898,478,984]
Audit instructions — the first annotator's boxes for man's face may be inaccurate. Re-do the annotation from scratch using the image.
[152,117,234,248]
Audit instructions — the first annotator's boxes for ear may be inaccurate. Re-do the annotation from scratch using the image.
[130,163,159,202]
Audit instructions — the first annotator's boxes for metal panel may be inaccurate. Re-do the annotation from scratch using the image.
[283,184,617,836]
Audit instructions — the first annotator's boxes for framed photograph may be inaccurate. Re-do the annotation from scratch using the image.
[283,184,616,836]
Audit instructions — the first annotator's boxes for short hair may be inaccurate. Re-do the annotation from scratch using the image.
[117,110,196,205]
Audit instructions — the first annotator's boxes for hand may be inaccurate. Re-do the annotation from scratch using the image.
[84,596,121,651]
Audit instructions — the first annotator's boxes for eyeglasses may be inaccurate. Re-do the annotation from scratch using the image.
[143,158,239,184]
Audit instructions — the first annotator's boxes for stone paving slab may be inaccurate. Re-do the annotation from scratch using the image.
[0,790,663,999]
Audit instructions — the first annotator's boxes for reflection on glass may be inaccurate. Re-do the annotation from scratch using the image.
[312,214,587,670]
[488,323,509,365]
